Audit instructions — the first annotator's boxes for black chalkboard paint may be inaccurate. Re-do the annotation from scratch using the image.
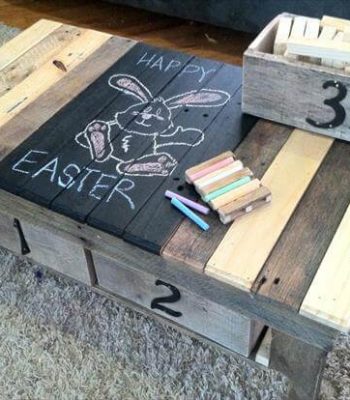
[124,69,256,253]
[0,43,150,195]
[52,55,222,222]
[87,62,239,238]
[0,41,254,255]
[18,44,193,207]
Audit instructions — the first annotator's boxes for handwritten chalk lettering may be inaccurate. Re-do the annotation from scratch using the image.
[306,80,347,129]
[31,157,58,182]
[89,173,117,200]
[106,178,135,210]
[135,52,215,82]
[150,279,182,318]
[11,151,137,209]
[58,163,81,188]
[12,150,49,175]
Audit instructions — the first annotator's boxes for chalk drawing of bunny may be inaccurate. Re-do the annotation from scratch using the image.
[75,74,230,177]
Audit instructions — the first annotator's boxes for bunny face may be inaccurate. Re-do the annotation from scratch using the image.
[115,97,173,136]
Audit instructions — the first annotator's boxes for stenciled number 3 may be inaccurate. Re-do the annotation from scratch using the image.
[306,80,347,129]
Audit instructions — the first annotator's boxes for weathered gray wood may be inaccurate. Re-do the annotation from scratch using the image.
[93,250,263,356]
[0,189,337,351]
[21,221,92,284]
[270,330,328,400]
[243,13,350,141]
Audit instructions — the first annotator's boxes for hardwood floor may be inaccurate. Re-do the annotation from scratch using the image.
[0,0,253,64]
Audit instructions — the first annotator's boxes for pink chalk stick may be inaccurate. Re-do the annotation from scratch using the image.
[165,190,210,215]
[188,157,234,182]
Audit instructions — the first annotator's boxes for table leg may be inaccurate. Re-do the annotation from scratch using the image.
[270,329,328,400]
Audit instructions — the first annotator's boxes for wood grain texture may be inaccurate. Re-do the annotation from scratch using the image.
[163,120,292,270]
[93,250,263,356]
[206,130,333,291]
[0,187,337,350]
[255,140,350,311]
[0,18,61,70]
[300,204,350,332]
[243,19,350,141]
[21,220,91,284]
[270,330,327,400]
[0,36,135,163]
[0,28,110,128]
[0,24,81,97]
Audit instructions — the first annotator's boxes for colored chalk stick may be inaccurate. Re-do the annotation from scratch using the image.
[218,186,272,224]
[185,151,234,183]
[198,167,253,196]
[203,176,252,202]
[165,190,210,215]
[209,179,261,210]
[194,160,243,189]
[171,197,209,231]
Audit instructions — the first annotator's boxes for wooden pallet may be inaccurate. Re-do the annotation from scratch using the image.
[0,19,349,400]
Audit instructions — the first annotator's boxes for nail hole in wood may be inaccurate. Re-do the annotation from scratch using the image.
[173,177,180,181]
[273,277,280,285]
[177,185,184,191]
[203,113,209,117]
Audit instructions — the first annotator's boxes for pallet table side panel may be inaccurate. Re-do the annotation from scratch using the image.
[93,250,264,356]
[0,188,337,350]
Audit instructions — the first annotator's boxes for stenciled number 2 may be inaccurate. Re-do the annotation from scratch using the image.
[306,80,347,129]
[151,279,182,318]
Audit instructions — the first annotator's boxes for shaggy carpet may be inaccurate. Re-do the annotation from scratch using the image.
[0,23,349,400]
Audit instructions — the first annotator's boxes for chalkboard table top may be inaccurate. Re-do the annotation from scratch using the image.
[0,19,350,346]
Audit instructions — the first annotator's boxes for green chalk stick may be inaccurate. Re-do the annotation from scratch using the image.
[203,176,251,202]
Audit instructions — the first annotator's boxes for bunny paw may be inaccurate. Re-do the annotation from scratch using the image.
[82,120,113,162]
[117,153,177,177]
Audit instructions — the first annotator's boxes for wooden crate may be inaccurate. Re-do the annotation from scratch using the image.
[242,13,350,142]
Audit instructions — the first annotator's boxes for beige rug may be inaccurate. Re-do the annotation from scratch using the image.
[0,23,349,400]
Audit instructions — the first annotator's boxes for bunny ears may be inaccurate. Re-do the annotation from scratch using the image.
[108,74,231,108]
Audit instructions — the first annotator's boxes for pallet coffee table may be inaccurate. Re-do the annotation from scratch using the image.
[0,19,349,400]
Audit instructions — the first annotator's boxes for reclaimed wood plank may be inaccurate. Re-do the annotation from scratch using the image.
[0,36,135,164]
[255,140,350,311]
[300,204,350,332]
[45,47,195,214]
[0,19,61,70]
[162,121,292,270]
[93,250,264,356]
[206,130,333,290]
[0,28,110,128]
[0,187,337,350]
[0,24,81,97]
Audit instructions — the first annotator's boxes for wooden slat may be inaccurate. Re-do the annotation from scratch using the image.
[0,36,135,163]
[162,121,292,270]
[0,24,81,97]
[300,204,350,332]
[0,19,61,70]
[206,130,333,290]
[0,28,110,128]
[255,140,350,311]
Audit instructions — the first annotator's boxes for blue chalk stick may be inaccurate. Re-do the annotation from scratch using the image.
[171,197,209,231]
